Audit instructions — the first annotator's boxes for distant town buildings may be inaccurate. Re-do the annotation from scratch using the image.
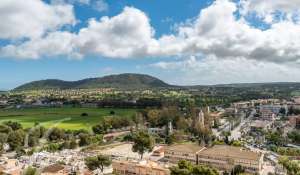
[250,120,272,132]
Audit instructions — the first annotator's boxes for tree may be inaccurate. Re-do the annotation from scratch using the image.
[223,171,230,175]
[231,165,245,175]
[47,128,65,142]
[176,117,190,131]
[170,160,192,175]
[287,131,300,144]
[192,165,219,175]
[266,131,284,146]
[132,112,144,128]
[62,138,77,149]
[110,110,115,115]
[78,133,91,146]
[0,124,12,134]
[85,155,112,173]
[23,166,37,175]
[0,133,8,145]
[81,113,89,117]
[69,138,78,149]
[42,143,61,152]
[92,118,113,134]
[170,160,218,175]
[7,129,25,150]
[165,134,176,145]
[0,133,8,154]
[132,131,154,160]
[28,134,39,147]
[15,147,26,157]
[4,121,22,130]
[147,109,160,127]
[278,156,300,175]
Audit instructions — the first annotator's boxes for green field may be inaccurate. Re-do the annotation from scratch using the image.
[0,107,136,130]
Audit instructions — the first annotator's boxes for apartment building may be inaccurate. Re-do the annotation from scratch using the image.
[164,144,205,164]
[112,160,170,175]
[197,145,263,173]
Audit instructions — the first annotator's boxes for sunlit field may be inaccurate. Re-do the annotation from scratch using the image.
[0,107,136,130]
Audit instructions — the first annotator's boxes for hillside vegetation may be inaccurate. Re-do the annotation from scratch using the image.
[14,73,171,91]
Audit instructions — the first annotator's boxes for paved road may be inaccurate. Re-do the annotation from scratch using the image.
[230,109,255,140]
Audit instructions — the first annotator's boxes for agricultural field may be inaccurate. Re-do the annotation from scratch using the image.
[0,107,136,130]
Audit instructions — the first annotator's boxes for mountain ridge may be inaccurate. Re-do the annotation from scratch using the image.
[14,73,172,91]
[13,73,300,91]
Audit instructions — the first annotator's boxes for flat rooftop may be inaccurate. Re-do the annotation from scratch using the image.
[250,120,270,128]
[198,145,261,161]
[165,143,205,153]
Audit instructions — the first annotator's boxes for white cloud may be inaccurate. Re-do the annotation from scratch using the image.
[0,0,76,40]
[75,7,157,58]
[156,0,300,63]
[51,0,90,5]
[1,32,77,59]
[240,0,300,23]
[151,55,300,85]
[2,0,300,84]
[1,0,300,66]
[93,0,108,12]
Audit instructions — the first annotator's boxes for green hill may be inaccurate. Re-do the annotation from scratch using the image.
[14,73,172,91]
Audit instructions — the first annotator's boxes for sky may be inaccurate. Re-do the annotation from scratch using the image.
[1,0,300,90]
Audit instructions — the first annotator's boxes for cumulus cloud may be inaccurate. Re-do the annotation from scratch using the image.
[165,0,300,63]
[151,55,300,85]
[75,7,157,58]
[240,0,300,23]
[0,0,76,40]
[1,32,77,59]
[1,0,300,65]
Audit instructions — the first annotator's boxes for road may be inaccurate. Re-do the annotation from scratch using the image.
[230,109,255,140]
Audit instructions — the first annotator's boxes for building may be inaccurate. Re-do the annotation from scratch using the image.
[197,145,263,173]
[164,144,205,164]
[148,121,173,136]
[112,160,170,175]
[259,105,284,120]
[148,127,165,135]
[250,120,272,132]
[289,115,300,129]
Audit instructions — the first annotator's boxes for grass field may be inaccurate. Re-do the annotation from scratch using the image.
[0,107,136,130]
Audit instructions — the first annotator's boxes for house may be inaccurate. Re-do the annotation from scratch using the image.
[112,160,170,175]
[164,144,205,164]
[148,122,173,136]
[148,127,165,135]
[197,145,263,174]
